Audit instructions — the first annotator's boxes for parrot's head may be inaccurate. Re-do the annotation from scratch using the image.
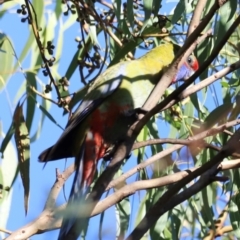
[173,55,199,83]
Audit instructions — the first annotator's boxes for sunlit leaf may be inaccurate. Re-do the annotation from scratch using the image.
[0,134,17,239]
[26,72,37,133]
[143,0,153,21]
[30,87,52,142]
[126,0,134,29]
[0,33,14,90]
[0,122,15,157]
[13,102,30,215]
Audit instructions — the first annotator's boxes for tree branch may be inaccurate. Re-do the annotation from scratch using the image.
[108,118,240,190]
[187,0,207,36]
[126,127,240,239]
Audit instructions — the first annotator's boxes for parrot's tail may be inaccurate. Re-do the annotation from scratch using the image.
[38,146,57,162]
[38,143,74,162]
[58,140,97,240]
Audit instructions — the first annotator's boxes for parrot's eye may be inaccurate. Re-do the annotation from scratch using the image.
[187,56,193,65]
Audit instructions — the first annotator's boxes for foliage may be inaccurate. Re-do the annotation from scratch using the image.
[0,0,240,239]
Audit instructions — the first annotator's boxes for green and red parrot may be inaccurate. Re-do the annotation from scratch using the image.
[39,42,199,239]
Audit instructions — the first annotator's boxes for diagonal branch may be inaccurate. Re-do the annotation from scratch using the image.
[187,0,207,36]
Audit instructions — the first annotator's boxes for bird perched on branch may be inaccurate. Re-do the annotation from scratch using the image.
[38,42,199,239]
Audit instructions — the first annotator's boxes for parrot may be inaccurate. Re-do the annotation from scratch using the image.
[38,42,199,239]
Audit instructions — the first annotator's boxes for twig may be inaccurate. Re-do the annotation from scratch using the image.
[0,227,12,235]
[126,127,240,239]
[204,205,230,239]
[96,0,113,9]
[44,165,75,210]
[28,85,59,105]
[126,163,222,240]
[106,27,134,60]
[24,0,62,100]
[5,165,75,240]
[92,159,240,217]
[108,119,240,190]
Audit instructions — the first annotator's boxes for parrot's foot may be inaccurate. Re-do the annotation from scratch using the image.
[124,108,148,118]
[103,142,132,162]
[103,151,131,161]
[103,148,114,161]
[134,107,148,115]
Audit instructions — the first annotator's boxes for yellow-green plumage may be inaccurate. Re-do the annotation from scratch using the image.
[39,43,179,160]
[87,43,176,108]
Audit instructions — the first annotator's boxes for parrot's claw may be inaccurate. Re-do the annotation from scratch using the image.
[103,150,112,161]
[134,107,148,115]
[103,142,132,162]
[124,108,148,118]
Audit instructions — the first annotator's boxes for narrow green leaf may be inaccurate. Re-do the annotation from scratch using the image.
[0,0,14,5]
[30,90,52,142]
[109,39,142,67]
[55,0,63,19]
[143,0,153,21]
[13,102,30,215]
[119,18,132,36]
[63,84,89,115]
[26,72,37,133]
[215,1,235,47]
[150,188,169,237]
[115,196,131,238]
[112,0,122,22]
[199,186,215,231]
[89,15,100,47]
[0,122,15,157]
[13,29,34,73]
[0,33,14,90]
[126,0,134,29]
[229,192,240,238]
[0,135,17,234]
[204,102,233,129]
[135,192,147,227]
[171,207,185,239]
[33,0,44,23]
[55,13,64,63]
[172,0,185,24]
[65,34,95,81]
[0,1,17,18]
[140,18,154,35]
[148,116,162,154]
[36,101,63,130]
[190,93,201,114]
[152,0,162,16]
